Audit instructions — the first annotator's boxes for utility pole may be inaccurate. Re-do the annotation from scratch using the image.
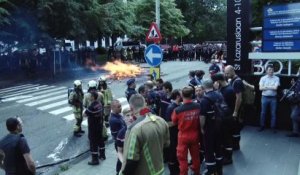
[156,0,160,30]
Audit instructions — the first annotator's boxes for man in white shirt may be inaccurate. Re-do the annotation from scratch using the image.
[258,66,280,132]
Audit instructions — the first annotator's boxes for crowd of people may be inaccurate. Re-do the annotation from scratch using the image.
[2,59,300,175]
[0,48,96,78]
[107,42,226,64]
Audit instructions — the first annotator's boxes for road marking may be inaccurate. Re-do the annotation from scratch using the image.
[0,84,40,95]
[47,138,68,162]
[30,87,66,96]
[25,94,67,106]
[2,85,51,98]
[63,114,74,121]
[0,84,33,92]
[1,95,33,102]
[49,106,72,115]
[17,90,66,103]
[38,100,68,110]
[118,97,127,104]
[82,119,87,126]
[122,104,130,112]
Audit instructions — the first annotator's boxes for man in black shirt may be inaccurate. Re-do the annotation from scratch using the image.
[85,92,105,165]
[0,117,36,175]
[225,65,244,150]
[200,79,223,175]
[212,73,236,165]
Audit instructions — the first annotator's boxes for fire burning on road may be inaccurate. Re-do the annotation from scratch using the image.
[85,59,144,80]
[102,60,143,80]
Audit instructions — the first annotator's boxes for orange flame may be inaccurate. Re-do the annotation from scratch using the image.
[102,60,143,80]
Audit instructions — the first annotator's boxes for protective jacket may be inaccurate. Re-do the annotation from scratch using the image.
[120,114,170,175]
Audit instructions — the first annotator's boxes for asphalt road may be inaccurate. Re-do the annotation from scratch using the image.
[0,60,210,175]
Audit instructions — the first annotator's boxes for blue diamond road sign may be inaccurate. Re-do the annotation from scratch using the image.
[144,44,163,67]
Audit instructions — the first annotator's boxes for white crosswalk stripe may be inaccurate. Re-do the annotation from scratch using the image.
[0,84,33,92]
[2,85,54,98]
[0,84,40,95]
[49,106,72,115]
[38,101,68,110]
[17,90,66,103]
[0,84,130,128]
[25,94,67,106]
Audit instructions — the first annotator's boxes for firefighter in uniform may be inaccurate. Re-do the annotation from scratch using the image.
[172,86,201,175]
[69,80,84,137]
[84,91,104,165]
[212,73,235,165]
[83,80,104,108]
[83,80,106,159]
[97,76,113,127]
[119,94,170,175]
[125,78,137,102]
[200,79,223,175]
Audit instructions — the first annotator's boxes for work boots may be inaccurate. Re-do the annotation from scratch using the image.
[88,154,99,165]
[168,163,180,175]
[73,131,82,137]
[216,159,223,175]
[78,128,85,134]
[99,148,106,160]
[222,149,233,165]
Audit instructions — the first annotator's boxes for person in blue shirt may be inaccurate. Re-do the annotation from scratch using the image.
[109,100,126,174]
[159,81,173,120]
[209,59,220,76]
[125,78,137,102]
[195,70,205,85]
[188,71,198,87]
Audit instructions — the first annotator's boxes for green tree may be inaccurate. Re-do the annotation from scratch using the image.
[176,0,226,42]
[132,0,189,41]
[0,0,11,26]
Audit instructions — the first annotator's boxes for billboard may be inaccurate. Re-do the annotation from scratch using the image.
[262,3,300,52]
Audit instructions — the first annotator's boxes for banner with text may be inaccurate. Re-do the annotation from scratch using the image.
[227,0,251,74]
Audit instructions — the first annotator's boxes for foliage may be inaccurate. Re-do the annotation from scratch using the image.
[132,0,189,40]
[175,0,227,42]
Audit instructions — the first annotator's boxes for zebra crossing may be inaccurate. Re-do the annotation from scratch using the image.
[0,84,129,127]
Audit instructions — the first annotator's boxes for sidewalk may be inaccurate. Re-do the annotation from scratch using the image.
[53,126,300,175]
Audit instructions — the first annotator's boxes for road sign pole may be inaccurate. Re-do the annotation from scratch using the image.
[156,0,161,79]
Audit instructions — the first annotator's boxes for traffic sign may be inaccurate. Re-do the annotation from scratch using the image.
[146,22,162,43]
[144,44,163,67]
[149,67,160,80]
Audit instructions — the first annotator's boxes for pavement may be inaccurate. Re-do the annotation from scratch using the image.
[50,126,300,175]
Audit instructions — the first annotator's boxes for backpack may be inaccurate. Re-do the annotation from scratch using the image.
[233,78,256,105]
[204,93,231,120]
[68,88,74,105]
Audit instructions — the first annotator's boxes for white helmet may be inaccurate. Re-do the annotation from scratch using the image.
[98,76,107,82]
[88,80,97,88]
[74,80,82,87]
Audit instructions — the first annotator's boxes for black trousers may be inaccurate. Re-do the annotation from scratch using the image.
[204,121,223,164]
[222,118,234,150]
[89,136,105,155]
[114,142,122,173]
